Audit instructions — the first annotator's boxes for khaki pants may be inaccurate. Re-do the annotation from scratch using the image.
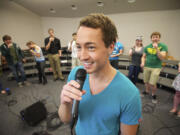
[72,57,80,69]
[143,67,161,85]
[48,54,63,79]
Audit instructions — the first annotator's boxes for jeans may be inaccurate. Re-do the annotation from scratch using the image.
[0,80,3,91]
[9,62,26,83]
[128,65,141,84]
[110,60,119,69]
[36,61,47,82]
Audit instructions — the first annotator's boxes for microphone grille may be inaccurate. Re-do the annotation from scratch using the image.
[75,69,87,81]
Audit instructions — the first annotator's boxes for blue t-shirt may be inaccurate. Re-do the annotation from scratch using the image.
[109,42,123,60]
[68,66,142,135]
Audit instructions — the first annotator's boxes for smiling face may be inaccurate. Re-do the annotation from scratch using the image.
[48,29,55,37]
[151,35,160,43]
[135,40,142,47]
[76,26,113,74]
[4,39,12,45]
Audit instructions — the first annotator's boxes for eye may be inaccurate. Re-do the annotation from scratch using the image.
[76,45,81,51]
[88,46,95,51]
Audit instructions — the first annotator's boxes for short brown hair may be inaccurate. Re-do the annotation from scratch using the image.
[48,28,54,33]
[78,13,118,48]
[72,32,77,36]
[2,35,11,42]
[26,41,35,46]
[151,32,161,38]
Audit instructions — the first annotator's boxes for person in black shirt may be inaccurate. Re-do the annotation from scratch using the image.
[44,28,64,81]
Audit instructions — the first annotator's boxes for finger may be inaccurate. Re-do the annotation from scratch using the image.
[64,84,82,97]
[69,80,80,89]
[63,90,82,101]
[62,95,73,104]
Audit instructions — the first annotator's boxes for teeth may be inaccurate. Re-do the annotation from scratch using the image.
[83,62,92,66]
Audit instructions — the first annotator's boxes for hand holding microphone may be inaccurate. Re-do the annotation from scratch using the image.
[7,43,12,48]
[60,80,85,105]
[59,68,86,132]
[49,37,54,42]
[153,42,158,49]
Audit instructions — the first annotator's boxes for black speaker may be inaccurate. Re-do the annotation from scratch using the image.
[20,101,47,126]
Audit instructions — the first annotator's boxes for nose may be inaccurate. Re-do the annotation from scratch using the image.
[78,48,89,61]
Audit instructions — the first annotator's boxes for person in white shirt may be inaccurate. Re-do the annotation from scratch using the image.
[26,41,47,85]
[68,33,80,69]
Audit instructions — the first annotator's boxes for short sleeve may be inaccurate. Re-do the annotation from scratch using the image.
[120,94,142,125]
[68,42,71,50]
[144,46,148,54]
[161,44,168,52]
[117,42,123,51]
[35,46,41,53]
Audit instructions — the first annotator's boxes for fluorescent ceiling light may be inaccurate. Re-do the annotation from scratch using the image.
[127,0,136,3]
[97,1,104,7]
[50,8,56,13]
[71,5,77,10]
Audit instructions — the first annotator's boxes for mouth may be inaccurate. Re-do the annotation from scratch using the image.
[83,62,93,69]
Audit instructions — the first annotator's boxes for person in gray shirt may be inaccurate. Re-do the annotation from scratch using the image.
[128,37,144,85]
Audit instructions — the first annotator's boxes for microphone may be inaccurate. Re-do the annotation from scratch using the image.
[70,68,86,130]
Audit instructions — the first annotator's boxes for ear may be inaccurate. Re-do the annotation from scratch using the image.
[108,42,115,55]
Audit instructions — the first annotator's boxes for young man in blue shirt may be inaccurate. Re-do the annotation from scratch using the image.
[59,14,141,135]
[109,39,123,69]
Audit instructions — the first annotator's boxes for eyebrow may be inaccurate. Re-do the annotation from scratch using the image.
[76,42,96,46]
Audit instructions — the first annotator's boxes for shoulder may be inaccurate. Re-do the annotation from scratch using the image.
[159,43,168,51]
[145,44,152,48]
[159,43,167,47]
[35,45,41,51]
[44,37,49,41]
[116,71,140,102]
[55,37,60,41]
[144,44,152,50]
[114,71,140,97]
[117,42,123,47]
[0,44,4,48]
[13,43,18,47]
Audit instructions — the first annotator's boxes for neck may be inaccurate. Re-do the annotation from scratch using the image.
[136,44,141,47]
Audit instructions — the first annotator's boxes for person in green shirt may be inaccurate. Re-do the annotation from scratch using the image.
[141,32,168,104]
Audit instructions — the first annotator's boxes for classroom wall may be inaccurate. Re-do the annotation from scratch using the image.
[0,0,44,49]
[1,0,179,59]
[42,10,180,59]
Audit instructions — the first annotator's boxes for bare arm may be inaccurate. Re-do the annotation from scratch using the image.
[58,102,73,123]
[58,80,85,123]
[153,42,167,60]
[156,50,167,60]
[68,41,72,51]
[58,50,62,57]
[45,37,54,51]
[129,49,133,56]
[30,50,41,57]
[141,53,146,68]
[45,40,51,51]
[120,123,139,135]
[111,49,123,57]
